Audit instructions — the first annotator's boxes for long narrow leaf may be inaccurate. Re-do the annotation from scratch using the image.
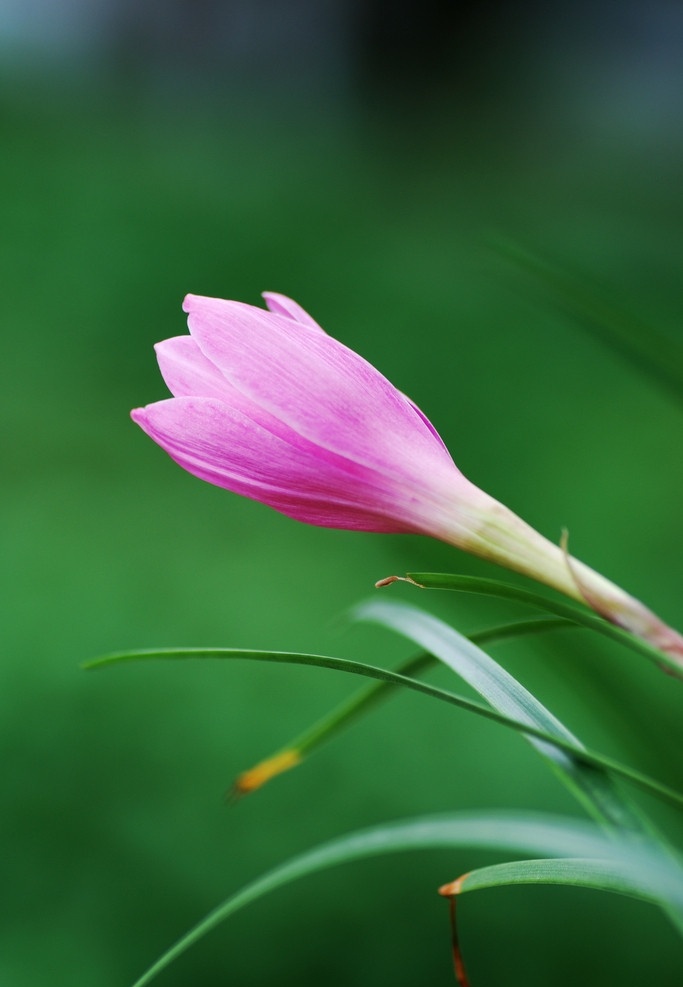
[352,598,683,944]
[448,856,676,905]
[233,617,571,794]
[351,598,652,833]
[84,645,683,811]
[439,852,683,985]
[125,811,678,987]
[380,571,681,677]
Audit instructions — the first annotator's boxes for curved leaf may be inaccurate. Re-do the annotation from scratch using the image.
[381,572,681,676]
[233,616,571,794]
[449,856,674,905]
[350,598,652,832]
[126,811,676,987]
[84,644,683,811]
[439,851,683,985]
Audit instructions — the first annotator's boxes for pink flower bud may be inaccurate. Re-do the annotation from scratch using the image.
[132,293,683,669]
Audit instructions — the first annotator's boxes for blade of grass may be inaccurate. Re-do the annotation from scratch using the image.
[352,598,683,939]
[444,856,681,907]
[234,617,571,794]
[125,810,675,987]
[381,571,682,677]
[439,851,683,983]
[84,643,683,812]
[350,598,660,833]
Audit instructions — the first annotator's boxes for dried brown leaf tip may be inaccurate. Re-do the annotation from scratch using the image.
[438,874,472,987]
[374,574,422,588]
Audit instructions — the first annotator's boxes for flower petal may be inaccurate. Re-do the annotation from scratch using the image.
[182,294,458,483]
[155,336,237,401]
[131,396,431,532]
[262,292,324,332]
[155,334,322,445]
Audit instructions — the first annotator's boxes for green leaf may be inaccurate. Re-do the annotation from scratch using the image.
[353,598,683,941]
[440,852,683,984]
[350,598,652,832]
[125,811,678,987]
[84,642,683,811]
[233,616,571,794]
[453,856,679,906]
[391,571,681,677]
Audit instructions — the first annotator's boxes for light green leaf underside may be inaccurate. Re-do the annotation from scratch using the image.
[262,617,571,768]
[84,638,683,811]
[125,811,679,987]
[350,599,647,831]
[400,571,681,677]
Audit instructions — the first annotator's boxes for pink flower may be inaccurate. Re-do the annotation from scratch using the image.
[131,292,476,536]
[132,293,683,668]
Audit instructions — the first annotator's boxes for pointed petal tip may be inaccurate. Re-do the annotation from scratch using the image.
[262,291,324,331]
[183,292,225,314]
[153,335,194,356]
[261,290,288,308]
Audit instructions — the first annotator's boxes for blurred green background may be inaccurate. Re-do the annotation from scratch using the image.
[2,2,683,984]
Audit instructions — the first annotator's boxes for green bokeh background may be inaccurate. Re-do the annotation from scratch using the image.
[2,9,683,985]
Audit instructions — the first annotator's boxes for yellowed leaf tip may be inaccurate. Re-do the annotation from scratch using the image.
[231,749,302,799]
